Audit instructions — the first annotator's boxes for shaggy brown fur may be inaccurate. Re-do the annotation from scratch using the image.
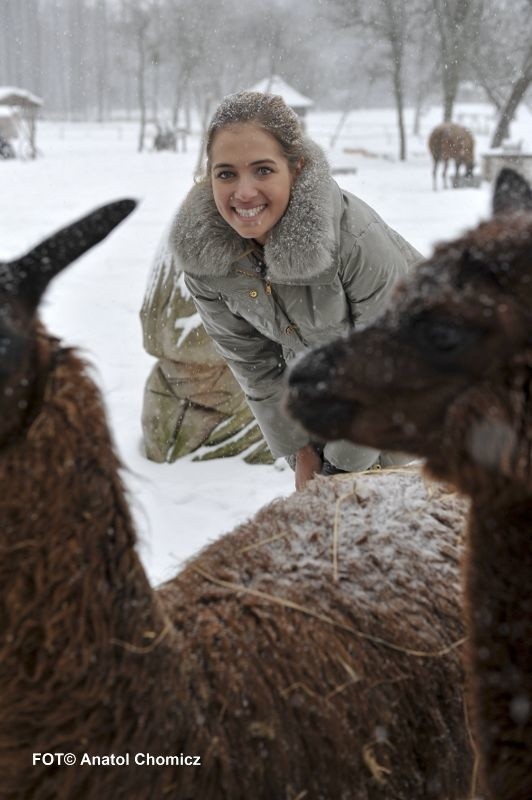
[0,203,474,799]
[287,167,532,800]
[428,122,475,190]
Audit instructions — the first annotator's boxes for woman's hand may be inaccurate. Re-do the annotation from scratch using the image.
[295,444,323,491]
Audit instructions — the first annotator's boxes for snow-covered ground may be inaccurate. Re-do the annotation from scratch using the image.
[1,104,529,585]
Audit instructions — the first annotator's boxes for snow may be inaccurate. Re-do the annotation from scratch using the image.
[0,106,514,586]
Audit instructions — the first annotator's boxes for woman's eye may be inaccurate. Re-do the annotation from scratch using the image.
[257,166,273,176]
[215,171,234,180]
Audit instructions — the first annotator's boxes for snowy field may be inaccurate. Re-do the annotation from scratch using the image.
[1,104,530,585]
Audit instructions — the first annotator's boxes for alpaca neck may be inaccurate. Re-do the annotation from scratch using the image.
[0,337,182,795]
[0,332,45,446]
[466,491,532,799]
[0,340,175,718]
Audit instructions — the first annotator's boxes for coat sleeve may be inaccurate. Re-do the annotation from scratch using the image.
[184,274,311,458]
[340,221,422,329]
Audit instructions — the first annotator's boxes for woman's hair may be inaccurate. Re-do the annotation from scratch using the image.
[202,91,305,179]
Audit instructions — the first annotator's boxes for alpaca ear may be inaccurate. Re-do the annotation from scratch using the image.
[3,199,137,314]
[492,168,532,216]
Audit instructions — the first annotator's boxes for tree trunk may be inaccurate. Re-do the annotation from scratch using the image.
[490,46,532,148]
[151,57,160,124]
[383,0,407,160]
[171,73,183,128]
[194,94,214,178]
[433,0,477,122]
[95,0,109,122]
[137,23,147,153]
[391,38,406,160]
[443,87,455,123]
[395,87,406,161]
[329,107,351,150]
[411,29,434,137]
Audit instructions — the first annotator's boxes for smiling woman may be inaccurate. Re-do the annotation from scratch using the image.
[142,91,422,490]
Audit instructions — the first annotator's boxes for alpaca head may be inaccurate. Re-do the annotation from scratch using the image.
[0,200,136,442]
[287,169,532,494]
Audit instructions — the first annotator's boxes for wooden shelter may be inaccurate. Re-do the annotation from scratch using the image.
[0,87,43,159]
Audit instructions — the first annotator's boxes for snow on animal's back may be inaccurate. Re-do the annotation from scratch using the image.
[156,467,472,800]
[162,468,467,656]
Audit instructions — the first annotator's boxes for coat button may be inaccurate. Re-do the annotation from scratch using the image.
[285,324,295,334]
[248,290,258,298]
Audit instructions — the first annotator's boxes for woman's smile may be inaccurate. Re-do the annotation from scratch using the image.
[233,204,267,219]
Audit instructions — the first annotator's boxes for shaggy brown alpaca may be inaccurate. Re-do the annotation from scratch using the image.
[287,168,532,800]
[428,122,475,189]
[0,204,474,799]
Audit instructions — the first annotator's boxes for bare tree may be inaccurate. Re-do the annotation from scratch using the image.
[466,0,532,146]
[94,0,109,122]
[120,0,156,151]
[325,0,410,160]
[163,0,207,129]
[382,0,408,160]
[490,42,532,147]
[431,0,483,122]
[407,4,439,136]
[136,14,150,151]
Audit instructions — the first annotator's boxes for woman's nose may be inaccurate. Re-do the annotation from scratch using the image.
[233,176,258,202]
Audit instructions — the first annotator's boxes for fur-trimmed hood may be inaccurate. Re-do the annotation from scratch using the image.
[170,138,341,284]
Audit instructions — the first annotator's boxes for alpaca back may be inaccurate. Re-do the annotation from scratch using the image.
[158,470,473,800]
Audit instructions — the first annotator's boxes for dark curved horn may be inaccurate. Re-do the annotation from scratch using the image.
[1,199,137,310]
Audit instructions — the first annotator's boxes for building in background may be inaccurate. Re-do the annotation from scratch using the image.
[0,87,43,159]
[249,75,314,129]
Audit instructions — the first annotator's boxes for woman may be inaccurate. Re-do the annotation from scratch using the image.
[149,91,420,489]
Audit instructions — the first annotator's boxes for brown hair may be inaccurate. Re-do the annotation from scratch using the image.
[202,91,305,179]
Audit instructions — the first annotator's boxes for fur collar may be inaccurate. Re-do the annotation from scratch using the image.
[170,138,340,284]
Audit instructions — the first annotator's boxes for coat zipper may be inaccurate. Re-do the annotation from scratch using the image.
[246,253,309,347]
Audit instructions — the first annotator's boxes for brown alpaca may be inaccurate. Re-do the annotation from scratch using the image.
[428,122,475,189]
[287,168,532,800]
[0,204,475,799]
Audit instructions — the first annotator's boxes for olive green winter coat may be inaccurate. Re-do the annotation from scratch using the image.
[169,139,421,471]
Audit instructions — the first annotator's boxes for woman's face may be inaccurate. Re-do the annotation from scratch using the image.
[210,122,299,245]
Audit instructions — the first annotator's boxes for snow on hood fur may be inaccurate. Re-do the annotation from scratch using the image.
[170,138,339,283]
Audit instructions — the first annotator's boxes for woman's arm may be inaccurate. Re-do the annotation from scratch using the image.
[295,444,323,490]
[340,221,421,328]
[184,274,311,461]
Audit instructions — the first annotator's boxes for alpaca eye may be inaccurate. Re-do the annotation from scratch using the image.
[413,319,471,352]
[427,322,464,350]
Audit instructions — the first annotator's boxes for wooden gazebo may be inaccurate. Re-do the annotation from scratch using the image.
[0,87,43,159]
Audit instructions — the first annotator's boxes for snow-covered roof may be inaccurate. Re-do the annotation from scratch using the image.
[248,75,313,109]
[0,87,43,108]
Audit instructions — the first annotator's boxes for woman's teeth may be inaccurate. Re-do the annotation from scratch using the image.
[235,205,266,218]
